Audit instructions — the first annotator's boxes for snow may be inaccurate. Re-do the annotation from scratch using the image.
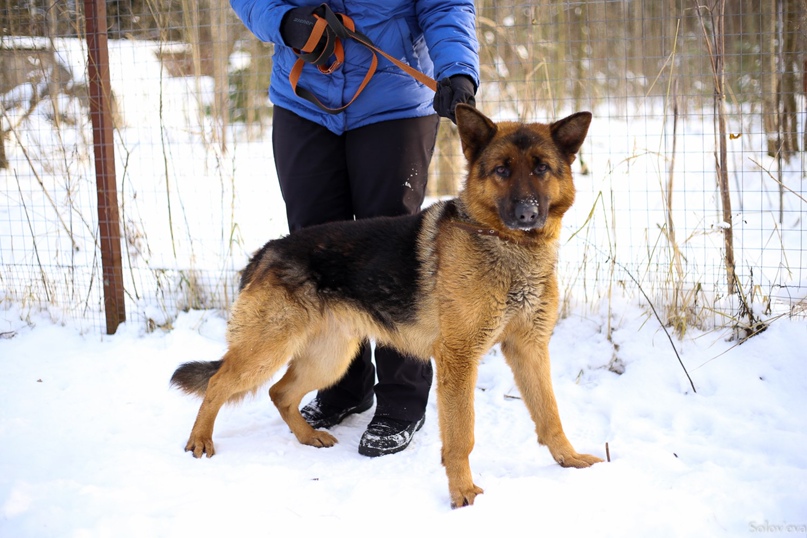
[2,37,807,537]
[2,300,806,537]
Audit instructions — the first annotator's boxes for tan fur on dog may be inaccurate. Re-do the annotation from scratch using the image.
[171,104,601,508]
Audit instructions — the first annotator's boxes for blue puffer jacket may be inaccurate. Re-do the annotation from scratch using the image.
[229,0,479,134]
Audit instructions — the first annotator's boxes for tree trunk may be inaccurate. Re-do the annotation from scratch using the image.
[429,121,461,197]
[0,131,7,169]
[779,0,800,159]
[760,0,778,157]
[697,0,736,295]
[210,0,230,153]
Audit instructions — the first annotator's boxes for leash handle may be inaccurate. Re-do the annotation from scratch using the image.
[289,4,437,114]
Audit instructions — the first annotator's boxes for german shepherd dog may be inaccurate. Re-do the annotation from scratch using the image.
[171,104,602,507]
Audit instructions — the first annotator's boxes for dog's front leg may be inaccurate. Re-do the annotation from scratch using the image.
[500,328,602,468]
[434,341,485,508]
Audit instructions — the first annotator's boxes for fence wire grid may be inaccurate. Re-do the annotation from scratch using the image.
[1,0,805,335]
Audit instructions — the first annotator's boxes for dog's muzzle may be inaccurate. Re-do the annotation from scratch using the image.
[504,199,549,230]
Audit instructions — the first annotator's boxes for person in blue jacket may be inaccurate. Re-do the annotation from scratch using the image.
[229,0,479,457]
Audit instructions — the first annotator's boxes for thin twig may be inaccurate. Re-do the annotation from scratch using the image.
[749,157,807,204]
[2,101,80,252]
[571,224,697,393]
[693,310,793,371]
[156,39,178,259]
[14,170,51,302]
[619,258,697,393]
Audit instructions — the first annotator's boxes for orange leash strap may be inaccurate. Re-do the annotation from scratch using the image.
[289,4,437,114]
[345,22,438,92]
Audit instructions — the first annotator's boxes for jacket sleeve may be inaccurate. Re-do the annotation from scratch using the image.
[416,0,480,88]
[229,0,293,45]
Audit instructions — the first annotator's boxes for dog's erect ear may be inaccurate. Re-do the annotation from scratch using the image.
[550,111,592,159]
[456,104,497,161]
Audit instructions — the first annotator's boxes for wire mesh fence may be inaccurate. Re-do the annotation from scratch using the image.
[1,0,805,335]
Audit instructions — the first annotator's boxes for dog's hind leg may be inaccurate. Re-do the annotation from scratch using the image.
[184,339,296,458]
[184,294,311,458]
[269,327,362,448]
[183,279,321,457]
[183,351,229,457]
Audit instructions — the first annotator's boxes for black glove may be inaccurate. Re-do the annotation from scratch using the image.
[280,6,335,66]
[433,75,476,124]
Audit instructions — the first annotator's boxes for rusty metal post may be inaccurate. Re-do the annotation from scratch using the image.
[84,0,125,334]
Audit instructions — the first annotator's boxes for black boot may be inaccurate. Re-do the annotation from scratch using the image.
[300,393,374,430]
[358,415,425,457]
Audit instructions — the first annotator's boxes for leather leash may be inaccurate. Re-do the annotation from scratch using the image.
[289,3,438,114]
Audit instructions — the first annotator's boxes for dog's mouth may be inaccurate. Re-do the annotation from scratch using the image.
[500,198,549,231]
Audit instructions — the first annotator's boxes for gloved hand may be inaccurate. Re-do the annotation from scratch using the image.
[280,6,335,66]
[433,75,477,124]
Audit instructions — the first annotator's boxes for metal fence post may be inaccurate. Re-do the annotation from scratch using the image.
[84,0,125,334]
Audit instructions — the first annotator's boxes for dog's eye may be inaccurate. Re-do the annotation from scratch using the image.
[534,163,549,175]
[494,165,509,178]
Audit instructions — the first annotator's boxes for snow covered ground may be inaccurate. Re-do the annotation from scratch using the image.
[1,300,806,537]
[2,37,806,537]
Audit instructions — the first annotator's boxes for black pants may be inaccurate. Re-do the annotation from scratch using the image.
[272,106,438,422]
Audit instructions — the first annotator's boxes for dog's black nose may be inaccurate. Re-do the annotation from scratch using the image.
[515,201,540,225]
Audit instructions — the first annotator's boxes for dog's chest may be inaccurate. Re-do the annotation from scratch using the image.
[491,252,552,313]
[505,270,546,311]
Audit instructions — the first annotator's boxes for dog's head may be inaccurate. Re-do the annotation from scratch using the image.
[455,104,591,242]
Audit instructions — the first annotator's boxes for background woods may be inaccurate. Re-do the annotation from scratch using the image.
[1,0,805,334]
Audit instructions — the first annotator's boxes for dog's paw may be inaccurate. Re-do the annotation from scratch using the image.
[555,451,602,468]
[450,484,484,509]
[302,430,338,448]
[185,436,215,458]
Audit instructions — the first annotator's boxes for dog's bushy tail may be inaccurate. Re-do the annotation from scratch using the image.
[170,360,223,396]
